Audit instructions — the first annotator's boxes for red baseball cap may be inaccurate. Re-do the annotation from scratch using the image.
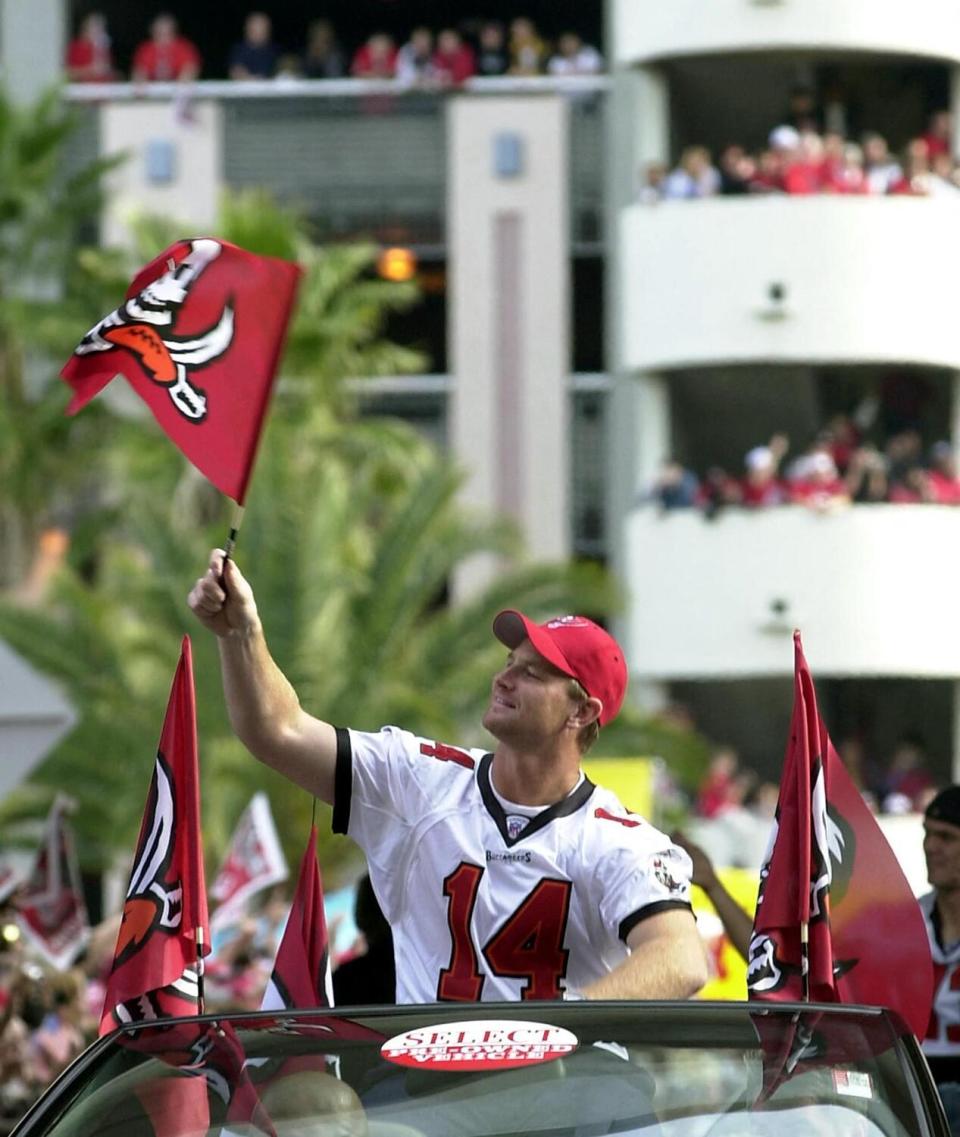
[492,610,628,727]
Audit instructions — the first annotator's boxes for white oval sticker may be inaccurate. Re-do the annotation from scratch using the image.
[380,1019,579,1072]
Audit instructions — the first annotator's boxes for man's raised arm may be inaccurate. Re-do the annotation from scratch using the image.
[188,549,338,803]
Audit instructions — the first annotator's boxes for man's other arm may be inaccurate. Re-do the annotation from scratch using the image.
[579,909,708,1000]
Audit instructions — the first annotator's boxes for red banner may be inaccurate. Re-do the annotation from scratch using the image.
[261,825,332,1010]
[15,796,90,969]
[748,632,933,1038]
[125,1019,275,1137]
[210,792,288,931]
[61,239,301,503]
[100,636,210,1035]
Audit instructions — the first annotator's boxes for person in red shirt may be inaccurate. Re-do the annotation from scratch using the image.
[695,747,740,820]
[889,138,932,196]
[788,451,850,508]
[888,463,936,504]
[432,28,476,87]
[927,442,960,504]
[782,130,826,195]
[741,445,787,507]
[65,11,116,83]
[131,13,201,83]
[922,110,953,160]
[350,33,397,79]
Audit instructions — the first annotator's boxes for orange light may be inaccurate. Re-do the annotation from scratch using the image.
[377,247,417,282]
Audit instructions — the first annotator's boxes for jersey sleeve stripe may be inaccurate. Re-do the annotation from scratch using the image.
[618,899,694,943]
[332,726,353,835]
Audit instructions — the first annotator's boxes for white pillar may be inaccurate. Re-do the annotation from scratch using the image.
[448,96,570,600]
[0,0,66,105]
[606,66,669,208]
[604,7,672,659]
[606,371,670,565]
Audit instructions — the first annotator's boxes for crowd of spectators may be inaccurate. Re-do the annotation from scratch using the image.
[651,415,960,516]
[65,11,604,86]
[643,101,960,202]
[0,951,94,1127]
[0,880,387,1128]
[682,730,941,876]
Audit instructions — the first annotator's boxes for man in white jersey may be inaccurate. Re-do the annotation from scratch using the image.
[188,550,708,1003]
[922,786,960,1130]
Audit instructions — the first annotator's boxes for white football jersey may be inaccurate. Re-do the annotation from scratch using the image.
[921,891,960,1056]
[332,725,694,1004]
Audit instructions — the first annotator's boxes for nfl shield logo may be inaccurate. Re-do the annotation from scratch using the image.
[506,815,528,840]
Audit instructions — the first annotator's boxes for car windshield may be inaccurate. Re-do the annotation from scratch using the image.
[26,1004,931,1137]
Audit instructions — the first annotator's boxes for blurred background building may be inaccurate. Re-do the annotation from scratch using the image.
[2,0,960,796]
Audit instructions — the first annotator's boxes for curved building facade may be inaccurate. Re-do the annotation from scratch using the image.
[606,1,960,778]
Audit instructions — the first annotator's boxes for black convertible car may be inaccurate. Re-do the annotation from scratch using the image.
[9,1001,951,1137]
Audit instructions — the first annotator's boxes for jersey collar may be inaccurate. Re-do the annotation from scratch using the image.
[477,752,596,848]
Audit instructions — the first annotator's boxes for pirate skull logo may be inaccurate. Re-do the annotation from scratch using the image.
[74,238,234,422]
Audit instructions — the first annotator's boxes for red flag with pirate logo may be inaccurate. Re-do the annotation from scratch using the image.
[261,825,333,1010]
[210,792,288,932]
[748,632,932,1038]
[15,795,90,969]
[100,636,210,1036]
[61,239,301,504]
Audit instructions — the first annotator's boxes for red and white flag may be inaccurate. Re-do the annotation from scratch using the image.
[61,239,301,503]
[261,825,332,1010]
[748,631,933,1038]
[15,796,90,969]
[100,636,210,1035]
[210,793,288,931]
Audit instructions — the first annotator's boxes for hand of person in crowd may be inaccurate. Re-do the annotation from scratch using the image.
[768,432,790,463]
[188,549,259,639]
[671,830,753,961]
[672,831,719,891]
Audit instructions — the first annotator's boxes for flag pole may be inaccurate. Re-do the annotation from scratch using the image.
[196,926,206,1014]
[800,920,809,1001]
[223,501,246,566]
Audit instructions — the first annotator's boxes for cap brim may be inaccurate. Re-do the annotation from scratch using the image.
[492,610,575,679]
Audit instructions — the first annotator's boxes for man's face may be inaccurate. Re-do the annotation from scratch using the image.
[924,818,960,889]
[482,639,579,745]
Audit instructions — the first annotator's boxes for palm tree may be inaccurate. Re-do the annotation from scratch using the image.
[0,413,619,880]
[0,87,122,588]
[0,187,634,883]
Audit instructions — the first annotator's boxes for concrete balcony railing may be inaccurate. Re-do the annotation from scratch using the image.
[617,195,960,373]
[623,503,960,680]
[63,77,607,249]
[613,0,960,65]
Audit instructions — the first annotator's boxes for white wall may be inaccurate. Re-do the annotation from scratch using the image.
[619,196,960,372]
[614,0,960,65]
[623,504,960,679]
[0,0,64,104]
[101,99,222,249]
[448,96,570,597]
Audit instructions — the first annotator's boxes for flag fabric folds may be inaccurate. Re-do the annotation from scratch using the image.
[210,792,288,931]
[748,631,933,1039]
[124,1019,276,1137]
[15,795,90,969]
[261,824,333,1011]
[61,238,301,503]
[100,636,210,1035]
